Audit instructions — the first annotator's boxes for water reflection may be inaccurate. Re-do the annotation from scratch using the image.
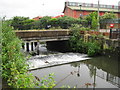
[71,55,120,88]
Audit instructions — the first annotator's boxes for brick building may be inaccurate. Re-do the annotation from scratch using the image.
[63,2,120,29]
[63,2,120,18]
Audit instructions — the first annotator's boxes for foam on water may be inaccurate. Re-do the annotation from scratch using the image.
[27,53,90,70]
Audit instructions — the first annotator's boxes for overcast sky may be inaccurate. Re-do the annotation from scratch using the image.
[0,0,120,19]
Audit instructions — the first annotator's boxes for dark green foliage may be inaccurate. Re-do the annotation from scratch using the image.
[86,41,101,56]
[70,25,86,53]
[34,16,51,29]
[49,18,59,28]
[11,16,34,30]
[34,16,82,29]
[70,26,102,56]
[57,16,78,29]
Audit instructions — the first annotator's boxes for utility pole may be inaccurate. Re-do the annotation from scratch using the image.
[79,5,82,18]
[97,0,100,31]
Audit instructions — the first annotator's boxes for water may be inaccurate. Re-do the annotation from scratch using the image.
[28,44,120,88]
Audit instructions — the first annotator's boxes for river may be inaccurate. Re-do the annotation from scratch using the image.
[28,44,120,88]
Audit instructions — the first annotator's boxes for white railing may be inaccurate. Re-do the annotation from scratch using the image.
[67,2,119,10]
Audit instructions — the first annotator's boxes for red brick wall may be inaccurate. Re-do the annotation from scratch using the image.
[75,11,92,18]
[64,7,120,19]
[64,7,74,18]
[72,10,91,18]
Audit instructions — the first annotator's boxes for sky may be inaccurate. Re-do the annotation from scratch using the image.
[0,0,120,19]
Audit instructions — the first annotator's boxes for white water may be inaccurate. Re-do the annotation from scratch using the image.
[27,52,90,70]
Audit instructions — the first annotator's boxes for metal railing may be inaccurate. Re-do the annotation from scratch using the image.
[100,19,120,24]
[67,2,119,10]
[110,28,120,39]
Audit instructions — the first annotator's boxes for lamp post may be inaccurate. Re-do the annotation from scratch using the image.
[79,5,82,18]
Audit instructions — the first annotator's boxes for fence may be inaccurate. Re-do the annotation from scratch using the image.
[67,2,119,10]
[110,28,120,39]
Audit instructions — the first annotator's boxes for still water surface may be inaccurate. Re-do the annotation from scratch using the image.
[30,48,119,88]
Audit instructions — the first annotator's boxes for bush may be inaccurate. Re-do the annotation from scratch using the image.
[86,42,101,56]
[33,16,51,29]
[69,26,102,56]
[57,16,79,29]
[2,21,57,88]
[11,16,34,30]
[2,20,36,88]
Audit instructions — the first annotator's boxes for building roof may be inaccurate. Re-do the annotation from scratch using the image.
[52,15,64,18]
[67,6,119,12]
[33,15,65,20]
[33,16,43,20]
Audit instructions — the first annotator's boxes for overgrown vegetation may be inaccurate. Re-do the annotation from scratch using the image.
[85,12,98,30]
[2,20,37,88]
[39,73,56,88]
[70,25,102,56]
[11,16,34,30]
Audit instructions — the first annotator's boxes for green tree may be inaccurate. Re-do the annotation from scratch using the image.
[22,19,34,30]
[49,18,58,28]
[57,16,77,29]
[11,16,34,30]
[91,15,98,30]
[85,12,98,29]
[34,16,51,29]
[100,12,117,20]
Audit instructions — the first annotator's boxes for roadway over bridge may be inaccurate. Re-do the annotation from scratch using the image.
[15,29,71,42]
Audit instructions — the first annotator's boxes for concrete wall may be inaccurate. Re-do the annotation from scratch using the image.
[15,30,70,39]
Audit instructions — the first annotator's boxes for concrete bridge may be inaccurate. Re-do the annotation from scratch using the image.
[15,29,71,41]
[15,29,71,52]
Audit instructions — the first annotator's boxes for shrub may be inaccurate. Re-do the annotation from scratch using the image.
[2,20,36,88]
[86,42,101,56]
[69,25,102,56]
[2,20,57,88]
